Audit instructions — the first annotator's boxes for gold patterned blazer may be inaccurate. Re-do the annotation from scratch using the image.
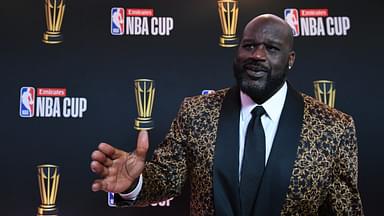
[116,84,363,216]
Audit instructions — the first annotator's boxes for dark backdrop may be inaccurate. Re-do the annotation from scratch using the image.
[1,0,383,215]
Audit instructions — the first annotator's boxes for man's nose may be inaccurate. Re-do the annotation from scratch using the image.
[251,45,267,60]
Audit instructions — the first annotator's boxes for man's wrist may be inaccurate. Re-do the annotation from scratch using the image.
[122,177,140,194]
[119,174,143,200]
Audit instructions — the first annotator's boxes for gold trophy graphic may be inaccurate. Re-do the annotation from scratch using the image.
[134,79,156,130]
[217,0,239,47]
[42,0,66,44]
[37,164,60,216]
[313,80,336,108]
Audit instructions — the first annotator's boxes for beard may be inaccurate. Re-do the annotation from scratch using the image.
[233,59,287,104]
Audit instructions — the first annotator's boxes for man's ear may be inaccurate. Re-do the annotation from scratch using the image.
[288,51,296,69]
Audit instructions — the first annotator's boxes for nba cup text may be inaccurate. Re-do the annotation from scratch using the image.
[19,87,87,118]
[111,8,174,36]
[300,16,350,36]
[126,17,173,36]
[284,9,351,37]
[36,97,87,118]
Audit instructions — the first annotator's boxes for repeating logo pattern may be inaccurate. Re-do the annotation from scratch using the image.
[284,8,351,37]
[111,7,125,35]
[202,90,216,95]
[20,87,36,118]
[19,87,87,118]
[108,192,173,207]
[110,8,174,36]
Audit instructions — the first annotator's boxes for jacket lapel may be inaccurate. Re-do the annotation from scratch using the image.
[213,86,242,216]
[213,84,304,216]
[253,83,304,215]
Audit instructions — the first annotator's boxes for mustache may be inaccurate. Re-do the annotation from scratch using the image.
[243,59,270,72]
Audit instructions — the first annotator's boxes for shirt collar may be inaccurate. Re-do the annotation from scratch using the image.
[240,82,287,123]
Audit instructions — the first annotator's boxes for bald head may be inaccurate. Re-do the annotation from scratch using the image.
[242,14,294,51]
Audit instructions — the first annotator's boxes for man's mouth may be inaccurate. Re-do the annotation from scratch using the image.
[247,70,267,78]
[244,65,269,79]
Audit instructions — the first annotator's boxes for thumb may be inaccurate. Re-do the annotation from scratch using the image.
[135,130,149,160]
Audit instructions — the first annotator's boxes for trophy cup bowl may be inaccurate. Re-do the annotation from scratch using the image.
[37,164,60,216]
[134,79,155,130]
[313,80,336,108]
[217,0,239,47]
[42,0,65,44]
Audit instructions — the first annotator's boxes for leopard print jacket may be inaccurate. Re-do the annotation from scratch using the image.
[118,88,363,216]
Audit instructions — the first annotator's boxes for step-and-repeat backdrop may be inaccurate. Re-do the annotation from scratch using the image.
[1,0,382,215]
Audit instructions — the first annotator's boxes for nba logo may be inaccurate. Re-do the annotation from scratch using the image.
[19,87,35,118]
[201,90,215,95]
[284,9,300,37]
[111,7,125,35]
[108,192,116,207]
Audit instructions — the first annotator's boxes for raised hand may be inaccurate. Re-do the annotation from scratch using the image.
[90,130,149,193]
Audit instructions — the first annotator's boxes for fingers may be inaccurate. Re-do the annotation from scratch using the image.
[90,160,109,177]
[94,142,126,161]
[92,179,108,192]
[90,144,115,177]
[97,143,120,159]
[135,130,149,160]
[91,180,101,192]
[91,149,113,167]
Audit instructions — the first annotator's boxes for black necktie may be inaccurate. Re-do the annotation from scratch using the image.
[240,106,266,215]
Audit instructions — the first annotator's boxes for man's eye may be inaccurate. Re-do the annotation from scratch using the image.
[242,44,255,50]
[266,45,279,51]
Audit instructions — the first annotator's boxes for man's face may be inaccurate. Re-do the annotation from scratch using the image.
[234,17,295,104]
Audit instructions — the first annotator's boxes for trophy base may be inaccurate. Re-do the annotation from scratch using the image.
[37,206,58,216]
[42,31,63,44]
[134,119,154,131]
[219,35,238,48]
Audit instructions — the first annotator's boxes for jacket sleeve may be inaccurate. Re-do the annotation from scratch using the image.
[320,117,364,215]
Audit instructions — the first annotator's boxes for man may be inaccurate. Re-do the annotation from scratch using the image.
[90,14,363,215]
